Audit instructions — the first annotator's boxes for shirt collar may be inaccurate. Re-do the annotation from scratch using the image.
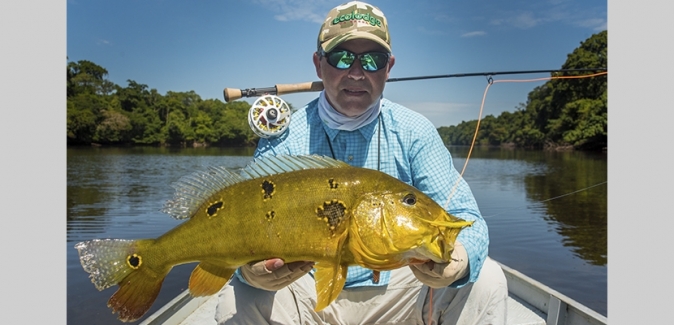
[321,113,380,141]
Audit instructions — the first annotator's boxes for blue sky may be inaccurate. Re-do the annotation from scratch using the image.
[66,0,607,128]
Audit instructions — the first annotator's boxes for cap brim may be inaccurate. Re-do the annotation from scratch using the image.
[320,31,391,53]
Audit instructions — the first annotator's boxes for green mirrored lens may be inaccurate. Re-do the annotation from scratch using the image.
[325,50,388,71]
[361,53,382,71]
[329,51,355,69]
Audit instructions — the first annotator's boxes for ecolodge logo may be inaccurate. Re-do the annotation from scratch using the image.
[332,11,383,27]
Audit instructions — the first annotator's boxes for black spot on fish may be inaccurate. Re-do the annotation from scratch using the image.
[316,199,347,231]
[127,254,142,269]
[261,180,275,200]
[328,178,339,189]
[266,210,276,221]
[207,201,224,216]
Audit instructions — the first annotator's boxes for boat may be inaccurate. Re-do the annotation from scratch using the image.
[139,260,608,325]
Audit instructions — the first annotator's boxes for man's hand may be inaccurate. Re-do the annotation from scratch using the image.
[409,241,469,288]
[240,258,315,291]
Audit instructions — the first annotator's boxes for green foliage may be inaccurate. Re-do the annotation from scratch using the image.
[68,30,607,150]
[94,110,132,143]
[438,31,607,151]
[66,59,259,147]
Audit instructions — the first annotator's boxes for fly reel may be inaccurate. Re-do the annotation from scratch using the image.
[248,95,291,138]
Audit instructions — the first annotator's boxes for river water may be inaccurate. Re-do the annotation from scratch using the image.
[66,146,607,324]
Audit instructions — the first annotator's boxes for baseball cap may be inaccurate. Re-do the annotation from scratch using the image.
[317,1,391,53]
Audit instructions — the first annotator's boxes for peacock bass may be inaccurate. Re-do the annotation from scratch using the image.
[75,155,473,322]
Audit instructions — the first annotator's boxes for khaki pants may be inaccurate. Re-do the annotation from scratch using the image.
[215,257,507,325]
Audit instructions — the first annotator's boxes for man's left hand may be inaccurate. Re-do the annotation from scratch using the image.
[409,240,469,288]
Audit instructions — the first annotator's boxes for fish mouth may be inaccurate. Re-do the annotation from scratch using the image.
[403,234,447,264]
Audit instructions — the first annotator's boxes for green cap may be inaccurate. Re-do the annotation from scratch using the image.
[317,1,391,53]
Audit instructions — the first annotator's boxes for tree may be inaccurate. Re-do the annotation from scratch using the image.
[67,60,110,96]
[94,110,132,143]
[436,30,607,151]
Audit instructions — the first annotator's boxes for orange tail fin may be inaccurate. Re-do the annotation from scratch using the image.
[75,239,166,322]
[108,267,165,322]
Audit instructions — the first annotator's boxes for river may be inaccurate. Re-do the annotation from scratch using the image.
[66,146,607,324]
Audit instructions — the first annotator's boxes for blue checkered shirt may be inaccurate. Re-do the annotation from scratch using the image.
[240,96,488,289]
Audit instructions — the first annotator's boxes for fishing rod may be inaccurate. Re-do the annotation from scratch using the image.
[228,68,607,138]
[223,68,607,102]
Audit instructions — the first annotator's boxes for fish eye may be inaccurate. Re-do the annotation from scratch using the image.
[402,193,417,206]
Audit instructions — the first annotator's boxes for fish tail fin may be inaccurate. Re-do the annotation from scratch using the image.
[108,266,165,322]
[75,238,166,322]
[189,263,236,296]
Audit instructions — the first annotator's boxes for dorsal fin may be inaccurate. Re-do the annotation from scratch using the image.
[239,155,350,179]
[162,155,349,219]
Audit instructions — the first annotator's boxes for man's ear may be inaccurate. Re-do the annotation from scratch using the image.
[313,52,322,79]
[386,54,395,75]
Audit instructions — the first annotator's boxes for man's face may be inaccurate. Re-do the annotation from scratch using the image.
[313,39,395,117]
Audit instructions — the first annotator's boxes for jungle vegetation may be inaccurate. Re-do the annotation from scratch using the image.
[67,31,606,150]
[437,31,607,151]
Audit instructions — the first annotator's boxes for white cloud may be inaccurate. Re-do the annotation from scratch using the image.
[461,31,486,38]
[575,18,607,31]
[489,2,605,31]
[492,11,542,29]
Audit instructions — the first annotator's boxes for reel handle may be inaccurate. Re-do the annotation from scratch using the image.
[223,81,325,102]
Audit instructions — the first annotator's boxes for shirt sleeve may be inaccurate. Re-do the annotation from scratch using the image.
[406,117,489,287]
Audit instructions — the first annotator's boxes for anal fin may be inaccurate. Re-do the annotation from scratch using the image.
[189,262,236,296]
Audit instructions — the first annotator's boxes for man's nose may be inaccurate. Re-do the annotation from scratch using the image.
[347,60,366,80]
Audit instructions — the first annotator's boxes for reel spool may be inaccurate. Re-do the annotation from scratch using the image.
[248,95,292,138]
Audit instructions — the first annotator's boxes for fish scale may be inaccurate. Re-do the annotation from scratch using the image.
[75,154,473,322]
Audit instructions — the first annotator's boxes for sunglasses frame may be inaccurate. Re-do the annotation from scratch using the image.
[318,48,391,72]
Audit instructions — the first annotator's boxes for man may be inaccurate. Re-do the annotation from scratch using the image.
[215,2,507,324]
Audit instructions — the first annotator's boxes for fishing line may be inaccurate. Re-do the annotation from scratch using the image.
[432,71,606,325]
[444,71,608,210]
[480,180,607,218]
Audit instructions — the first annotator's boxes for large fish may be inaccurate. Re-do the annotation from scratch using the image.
[75,155,473,322]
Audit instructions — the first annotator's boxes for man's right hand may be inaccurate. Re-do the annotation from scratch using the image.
[240,258,315,291]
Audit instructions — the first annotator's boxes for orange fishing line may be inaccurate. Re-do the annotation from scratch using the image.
[432,71,606,325]
[443,71,607,209]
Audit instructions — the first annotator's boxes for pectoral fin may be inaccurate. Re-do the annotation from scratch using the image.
[314,231,350,311]
[314,262,348,311]
[188,262,236,296]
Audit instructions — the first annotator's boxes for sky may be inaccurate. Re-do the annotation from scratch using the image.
[65,0,607,128]
[8,0,674,324]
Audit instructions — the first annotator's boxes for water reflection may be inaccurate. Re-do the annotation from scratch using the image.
[526,151,607,265]
[449,146,607,267]
[66,146,607,322]
[66,147,256,242]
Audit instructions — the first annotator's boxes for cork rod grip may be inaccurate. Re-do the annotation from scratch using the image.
[223,87,243,102]
[275,81,325,95]
[223,81,325,102]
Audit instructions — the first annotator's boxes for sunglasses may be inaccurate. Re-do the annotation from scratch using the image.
[320,49,390,72]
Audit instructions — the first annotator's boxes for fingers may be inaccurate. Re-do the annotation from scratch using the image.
[241,259,315,291]
[264,258,285,271]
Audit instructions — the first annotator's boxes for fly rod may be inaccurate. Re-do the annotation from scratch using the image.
[223,68,607,102]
